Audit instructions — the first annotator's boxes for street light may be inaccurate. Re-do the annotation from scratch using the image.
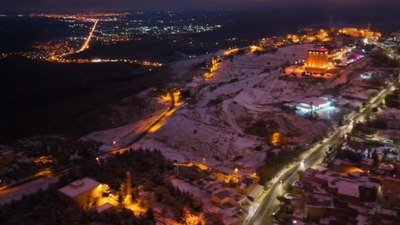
[300,161,305,169]
[96,157,101,165]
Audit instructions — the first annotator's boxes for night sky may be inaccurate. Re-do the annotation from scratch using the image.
[1,0,400,12]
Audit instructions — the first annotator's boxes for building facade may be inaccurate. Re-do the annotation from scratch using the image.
[305,48,329,73]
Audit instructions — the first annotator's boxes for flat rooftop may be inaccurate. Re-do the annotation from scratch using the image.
[58,177,101,198]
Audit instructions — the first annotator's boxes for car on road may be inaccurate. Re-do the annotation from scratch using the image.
[382,139,394,144]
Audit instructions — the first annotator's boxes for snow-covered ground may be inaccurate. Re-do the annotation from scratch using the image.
[82,42,392,224]
[170,54,212,79]
[85,43,386,174]
[128,44,332,172]
[134,113,266,171]
[85,44,339,171]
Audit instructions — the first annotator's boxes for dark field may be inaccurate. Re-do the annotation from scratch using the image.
[0,56,174,142]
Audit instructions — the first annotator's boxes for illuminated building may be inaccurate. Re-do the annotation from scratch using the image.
[184,207,206,225]
[237,177,258,195]
[223,48,239,56]
[338,28,381,40]
[58,177,121,213]
[209,57,221,73]
[58,177,101,209]
[271,132,282,146]
[249,45,265,53]
[296,97,333,113]
[305,47,329,74]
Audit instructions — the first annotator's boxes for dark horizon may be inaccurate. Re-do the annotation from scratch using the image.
[1,0,400,13]
[2,5,400,34]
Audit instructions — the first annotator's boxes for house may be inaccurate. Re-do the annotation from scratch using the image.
[304,193,335,221]
[296,164,380,222]
[236,176,258,195]
[382,177,400,206]
[336,179,360,202]
[211,188,239,207]
[58,177,102,209]
[379,207,400,223]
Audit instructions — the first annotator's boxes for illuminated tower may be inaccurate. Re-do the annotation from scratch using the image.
[305,47,329,73]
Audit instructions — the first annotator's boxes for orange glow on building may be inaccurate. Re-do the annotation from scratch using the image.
[161,90,180,102]
[338,28,381,39]
[224,168,240,184]
[33,156,54,165]
[342,167,365,175]
[271,131,282,146]
[210,57,220,73]
[305,48,329,69]
[204,57,221,80]
[183,207,206,225]
[286,34,301,44]
[249,45,265,53]
[174,162,209,171]
[315,29,331,42]
[223,48,239,56]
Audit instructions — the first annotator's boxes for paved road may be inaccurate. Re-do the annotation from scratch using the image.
[109,91,179,153]
[0,168,70,205]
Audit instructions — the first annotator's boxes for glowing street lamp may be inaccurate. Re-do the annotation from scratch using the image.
[96,157,101,165]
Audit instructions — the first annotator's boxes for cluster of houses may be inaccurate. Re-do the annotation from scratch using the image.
[211,176,264,207]
[208,175,264,225]
[289,158,400,225]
